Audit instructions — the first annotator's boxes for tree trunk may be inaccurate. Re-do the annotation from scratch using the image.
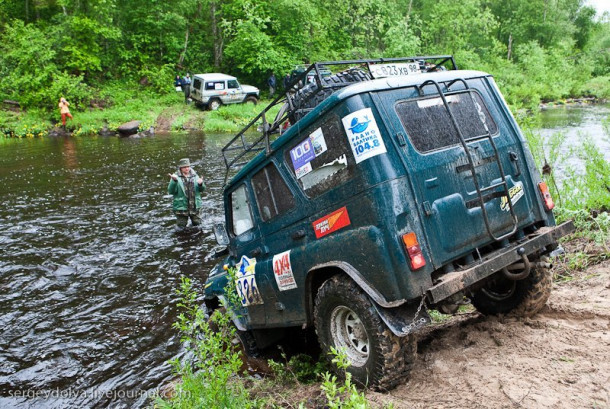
[211,1,223,69]
[178,28,189,68]
[507,33,513,60]
[25,0,29,22]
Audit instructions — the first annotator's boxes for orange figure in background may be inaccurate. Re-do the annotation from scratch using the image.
[58,97,73,127]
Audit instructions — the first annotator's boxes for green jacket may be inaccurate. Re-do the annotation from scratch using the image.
[168,170,206,212]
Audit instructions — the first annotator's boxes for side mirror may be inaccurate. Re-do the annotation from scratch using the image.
[213,223,230,246]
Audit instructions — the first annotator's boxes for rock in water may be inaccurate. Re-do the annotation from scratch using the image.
[117,120,141,136]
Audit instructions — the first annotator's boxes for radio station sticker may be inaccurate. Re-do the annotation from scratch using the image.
[313,206,351,239]
[500,181,525,211]
[342,108,386,164]
[272,250,297,291]
[235,255,263,306]
[309,127,327,156]
[295,162,312,179]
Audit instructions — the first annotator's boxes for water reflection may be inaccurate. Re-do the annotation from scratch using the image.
[0,132,226,408]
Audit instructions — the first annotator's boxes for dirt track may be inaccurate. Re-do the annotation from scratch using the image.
[368,258,610,409]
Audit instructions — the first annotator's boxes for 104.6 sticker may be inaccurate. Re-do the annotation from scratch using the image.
[235,255,263,306]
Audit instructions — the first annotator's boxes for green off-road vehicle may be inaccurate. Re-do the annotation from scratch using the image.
[205,56,574,389]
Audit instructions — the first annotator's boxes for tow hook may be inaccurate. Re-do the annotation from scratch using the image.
[502,248,531,280]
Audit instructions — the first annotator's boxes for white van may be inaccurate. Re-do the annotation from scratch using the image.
[190,73,259,110]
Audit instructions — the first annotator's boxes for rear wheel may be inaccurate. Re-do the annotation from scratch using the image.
[470,264,552,317]
[314,275,416,390]
[208,99,221,111]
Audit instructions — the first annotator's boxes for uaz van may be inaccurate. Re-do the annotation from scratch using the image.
[204,56,574,389]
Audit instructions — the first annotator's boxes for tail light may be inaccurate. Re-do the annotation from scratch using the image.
[402,232,426,270]
[538,182,555,211]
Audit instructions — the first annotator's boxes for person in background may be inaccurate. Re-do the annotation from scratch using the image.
[182,73,192,104]
[58,97,73,128]
[267,73,276,97]
[174,75,182,91]
[168,158,205,229]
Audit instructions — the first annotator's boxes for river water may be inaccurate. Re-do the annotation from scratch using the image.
[0,105,608,408]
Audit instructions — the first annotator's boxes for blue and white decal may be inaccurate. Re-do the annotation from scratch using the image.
[235,255,263,306]
[342,108,386,164]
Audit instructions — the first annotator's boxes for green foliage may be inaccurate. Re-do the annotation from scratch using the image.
[0,0,606,111]
[320,347,370,409]
[157,275,256,409]
[268,353,327,385]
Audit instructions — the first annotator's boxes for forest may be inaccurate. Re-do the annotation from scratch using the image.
[0,0,609,113]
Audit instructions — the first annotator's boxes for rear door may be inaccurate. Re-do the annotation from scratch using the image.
[384,78,533,267]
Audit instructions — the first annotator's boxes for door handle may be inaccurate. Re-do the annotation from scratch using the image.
[291,229,306,240]
[249,247,262,257]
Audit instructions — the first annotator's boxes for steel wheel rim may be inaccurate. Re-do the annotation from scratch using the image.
[330,305,369,366]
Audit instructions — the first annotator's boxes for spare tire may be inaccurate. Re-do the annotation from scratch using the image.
[289,68,371,124]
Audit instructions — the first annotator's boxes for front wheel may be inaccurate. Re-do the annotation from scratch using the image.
[245,96,258,105]
[314,275,416,390]
[470,264,552,317]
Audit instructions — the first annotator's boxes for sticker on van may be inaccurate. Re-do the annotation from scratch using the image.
[342,108,386,164]
[235,255,263,306]
[500,181,525,211]
[313,206,351,238]
[273,250,297,291]
[309,128,327,156]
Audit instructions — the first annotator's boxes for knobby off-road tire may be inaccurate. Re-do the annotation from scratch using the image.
[208,99,221,111]
[470,265,552,317]
[245,96,258,105]
[289,68,372,123]
[314,275,416,390]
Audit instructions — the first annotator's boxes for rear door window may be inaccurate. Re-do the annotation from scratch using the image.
[396,91,498,153]
[193,78,202,91]
[284,115,356,198]
[252,163,295,222]
[227,80,239,89]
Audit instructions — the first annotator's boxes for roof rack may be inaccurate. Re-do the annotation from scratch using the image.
[221,55,457,183]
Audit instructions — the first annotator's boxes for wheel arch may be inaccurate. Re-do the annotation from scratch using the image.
[304,261,407,326]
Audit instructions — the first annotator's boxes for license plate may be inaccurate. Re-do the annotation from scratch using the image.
[370,62,420,78]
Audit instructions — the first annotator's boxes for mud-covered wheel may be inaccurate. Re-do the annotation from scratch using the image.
[208,99,221,111]
[470,264,552,317]
[245,96,258,105]
[314,275,416,390]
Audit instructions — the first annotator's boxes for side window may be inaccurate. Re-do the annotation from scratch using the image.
[284,114,356,198]
[193,78,202,91]
[252,163,295,222]
[205,81,225,90]
[227,80,239,89]
[230,185,254,236]
[396,90,498,153]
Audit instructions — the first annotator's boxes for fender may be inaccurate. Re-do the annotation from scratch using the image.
[307,261,407,308]
[306,261,430,336]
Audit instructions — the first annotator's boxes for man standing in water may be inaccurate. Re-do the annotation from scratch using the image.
[168,158,206,229]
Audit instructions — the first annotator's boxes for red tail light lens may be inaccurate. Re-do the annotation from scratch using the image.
[538,182,555,211]
[402,232,426,270]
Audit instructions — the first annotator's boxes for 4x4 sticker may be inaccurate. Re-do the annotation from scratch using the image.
[313,206,351,238]
[342,108,386,164]
[273,250,297,291]
[500,181,524,211]
[235,255,263,306]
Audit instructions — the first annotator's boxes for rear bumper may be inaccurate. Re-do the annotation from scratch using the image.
[426,221,575,304]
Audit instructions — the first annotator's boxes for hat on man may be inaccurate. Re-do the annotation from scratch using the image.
[177,158,191,168]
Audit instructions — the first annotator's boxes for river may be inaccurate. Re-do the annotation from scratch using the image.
[0,104,608,408]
